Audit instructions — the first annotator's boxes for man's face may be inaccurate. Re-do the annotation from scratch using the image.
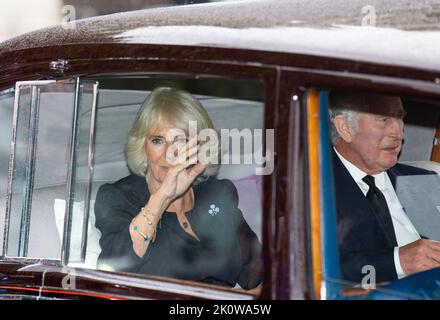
[347,99,405,174]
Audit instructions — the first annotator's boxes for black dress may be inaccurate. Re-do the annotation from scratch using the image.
[94,174,262,290]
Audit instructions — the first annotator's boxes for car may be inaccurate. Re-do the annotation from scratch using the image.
[0,0,440,300]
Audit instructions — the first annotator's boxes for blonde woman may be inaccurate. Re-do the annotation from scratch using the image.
[94,87,261,290]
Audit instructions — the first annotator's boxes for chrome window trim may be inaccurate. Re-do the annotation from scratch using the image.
[3,80,56,258]
[80,81,99,262]
[0,256,62,266]
[62,77,80,265]
[19,85,40,257]
[0,86,15,257]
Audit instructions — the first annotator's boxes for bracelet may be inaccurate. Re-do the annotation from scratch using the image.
[131,206,160,243]
[133,225,149,242]
[141,206,158,226]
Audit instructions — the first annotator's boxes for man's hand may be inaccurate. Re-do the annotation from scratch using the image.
[399,239,440,276]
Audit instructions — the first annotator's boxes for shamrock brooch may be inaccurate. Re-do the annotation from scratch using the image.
[208,204,220,216]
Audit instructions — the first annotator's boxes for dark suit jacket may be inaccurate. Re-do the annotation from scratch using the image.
[333,151,435,285]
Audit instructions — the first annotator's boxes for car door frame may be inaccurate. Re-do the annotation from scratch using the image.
[0,43,286,300]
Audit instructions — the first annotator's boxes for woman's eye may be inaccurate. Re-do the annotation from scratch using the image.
[152,138,163,145]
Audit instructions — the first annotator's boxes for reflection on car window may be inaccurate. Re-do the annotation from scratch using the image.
[67,77,269,293]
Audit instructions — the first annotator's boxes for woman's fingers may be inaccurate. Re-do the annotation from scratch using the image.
[170,151,205,178]
[175,135,197,155]
[164,136,205,184]
[188,147,200,163]
[167,136,199,166]
[172,146,199,166]
[187,162,206,180]
[175,143,200,165]
[172,154,200,174]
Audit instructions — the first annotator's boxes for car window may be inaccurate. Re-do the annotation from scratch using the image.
[63,76,268,294]
[0,87,14,256]
[305,89,440,299]
[4,81,79,259]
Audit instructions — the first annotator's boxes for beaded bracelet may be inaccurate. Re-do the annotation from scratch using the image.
[133,225,149,242]
[141,206,156,226]
[131,206,159,242]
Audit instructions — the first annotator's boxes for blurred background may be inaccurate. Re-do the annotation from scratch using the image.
[0,0,232,42]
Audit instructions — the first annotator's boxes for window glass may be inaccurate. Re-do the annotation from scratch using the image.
[311,89,440,299]
[6,81,75,259]
[68,76,268,294]
[66,81,99,265]
[0,88,14,256]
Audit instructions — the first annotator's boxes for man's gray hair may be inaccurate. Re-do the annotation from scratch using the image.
[328,109,360,145]
[328,92,405,145]
[328,92,368,145]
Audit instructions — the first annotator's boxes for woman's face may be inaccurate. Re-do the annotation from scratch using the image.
[144,121,187,185]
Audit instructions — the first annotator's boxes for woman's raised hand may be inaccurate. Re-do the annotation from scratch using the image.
[158,136,206,203]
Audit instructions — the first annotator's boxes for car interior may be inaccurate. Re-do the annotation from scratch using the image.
[0,78,266,281]
[306,88,440,299]
[2,79,440,297]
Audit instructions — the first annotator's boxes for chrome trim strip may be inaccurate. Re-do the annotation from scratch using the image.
[16,263,254,300]
[3,83,21,256]
[18,86,39,257]
[0,87,15,257]
[62,78,81,265]
[80,82,99,261]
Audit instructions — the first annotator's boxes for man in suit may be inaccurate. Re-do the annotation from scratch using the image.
[329,91,440,285]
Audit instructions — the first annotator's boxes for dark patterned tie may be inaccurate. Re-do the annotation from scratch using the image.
[362,175,397,246]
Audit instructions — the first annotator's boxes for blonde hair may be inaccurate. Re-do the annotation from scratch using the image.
[126,87,219,183]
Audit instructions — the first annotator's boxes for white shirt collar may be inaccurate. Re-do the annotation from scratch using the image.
[334,147,388,191]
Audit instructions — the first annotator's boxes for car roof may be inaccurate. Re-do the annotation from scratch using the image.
[1,0,440,71]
